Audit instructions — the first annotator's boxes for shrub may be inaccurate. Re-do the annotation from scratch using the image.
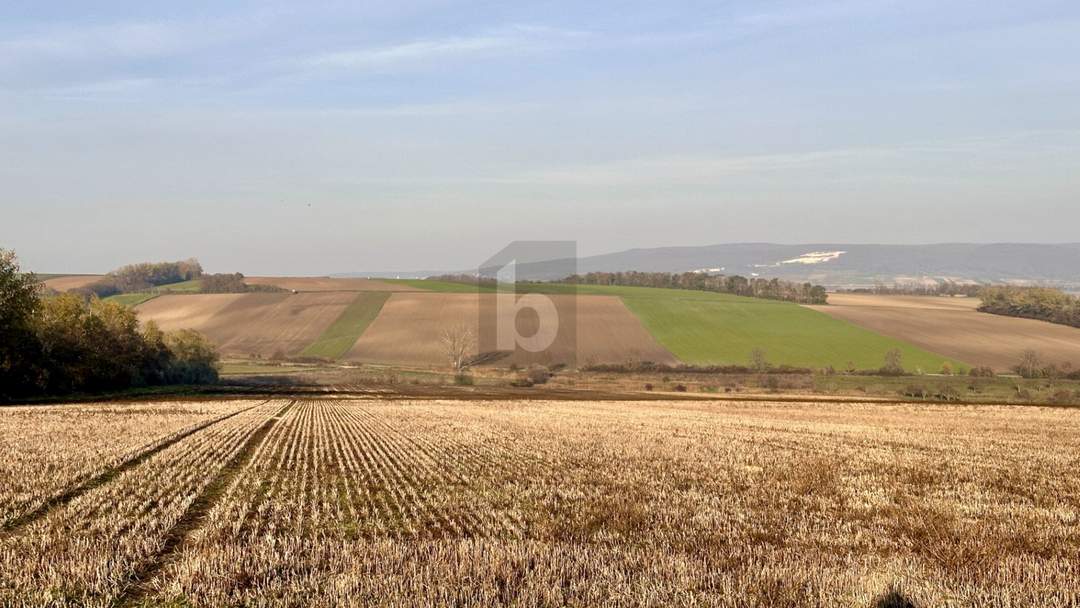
[673,384,687,392]
[453,373,474,386]
[527,366,551,385]
[762,375,781,391]
[1050,389,1077,405]
[879,349,906,376]
[902,385,929,399]
[644,383,654,391]
[933,385,962,402]
[969,366,995,378]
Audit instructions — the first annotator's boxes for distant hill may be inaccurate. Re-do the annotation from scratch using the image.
[341,243,1080,288]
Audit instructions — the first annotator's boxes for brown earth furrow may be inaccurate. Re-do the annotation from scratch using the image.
[345,292,678,366]
[810,294,1080,370]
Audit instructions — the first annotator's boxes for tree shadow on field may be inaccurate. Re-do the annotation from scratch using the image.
[467,350,512,366]
[873,588,919,608]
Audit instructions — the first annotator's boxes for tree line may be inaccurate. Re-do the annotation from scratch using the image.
[561,271,829,304]
[198,273,286,294]
[1,249,219,401]
[839,281,983,297]
[70,258,203,298]
[977,286,1080,329]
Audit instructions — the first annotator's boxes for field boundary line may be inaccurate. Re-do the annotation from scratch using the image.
[0,400,269,539]
[114,400,295,608]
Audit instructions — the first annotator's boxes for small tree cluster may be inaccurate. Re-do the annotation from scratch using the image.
[1012,350,1078,380]
[72,258,203,298]
[979,286,1080,329]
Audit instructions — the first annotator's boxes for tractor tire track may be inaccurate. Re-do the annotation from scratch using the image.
[0,401,267,540]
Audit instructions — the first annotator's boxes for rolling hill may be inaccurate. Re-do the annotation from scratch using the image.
[127,276,989,371]
[342,243,1080,288]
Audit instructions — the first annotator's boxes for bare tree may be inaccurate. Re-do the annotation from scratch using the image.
[441,323,476,370]
[1015,349,1044,378]
[749,348,769,372]
[881,349,905,376]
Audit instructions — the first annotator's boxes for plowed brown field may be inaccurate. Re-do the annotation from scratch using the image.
[42,275,103,292]
[245,276,416,292]
[136,293,359,357]
[809,294,1080,371]
[346,293,678,367]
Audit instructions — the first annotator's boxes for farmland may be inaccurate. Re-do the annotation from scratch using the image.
[301,292,391,359]
[245,276,416,292]
[0,401,244,528]
[521,284,959,370]
[103,292,158,307]
[1,396,1078,607]
[136,292,360,358]
[101,275,1078,373]
[346,292,677,367]
[41,274,103,292]
[812,294,1080,371]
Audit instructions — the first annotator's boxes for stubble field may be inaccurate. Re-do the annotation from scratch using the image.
[1,397,1078,607]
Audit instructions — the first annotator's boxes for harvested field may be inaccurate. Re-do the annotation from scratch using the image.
[811,294,1080,371]
[0,401,247,528]
[136,292,360,357]
[245,276,417,292]
[2,396,1078,606]
[0,400,284,606]
[345,293,678,367]
[41,274,103,292]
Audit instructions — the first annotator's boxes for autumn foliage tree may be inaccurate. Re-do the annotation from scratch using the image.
[0,249,219,400]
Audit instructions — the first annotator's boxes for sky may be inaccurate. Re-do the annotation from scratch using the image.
[2,0,1079,275]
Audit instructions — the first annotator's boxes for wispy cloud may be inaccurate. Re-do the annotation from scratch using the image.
[1,21,183,61]
[298,24,589,72]
[480,131,1080,187]
[729,0,900,28]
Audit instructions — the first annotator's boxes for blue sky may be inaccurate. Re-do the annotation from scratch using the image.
[2,1,1079,274]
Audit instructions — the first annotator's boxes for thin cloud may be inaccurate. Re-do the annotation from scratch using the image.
[298,24,590,72]
[487,132,1080,186]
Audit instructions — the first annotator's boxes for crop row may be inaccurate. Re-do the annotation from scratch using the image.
[148,399,1080,607]
[0,401,249,528]
[5,398,1079,606]
[0,400,284,608]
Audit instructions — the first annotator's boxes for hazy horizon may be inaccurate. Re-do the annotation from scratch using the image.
[4,1,1079,275]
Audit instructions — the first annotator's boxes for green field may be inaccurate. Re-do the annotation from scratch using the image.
[517,284,962,371]
[382,278,498,293]
[301,292,391,359]
[158,279,203,292]
[103,293,159,307]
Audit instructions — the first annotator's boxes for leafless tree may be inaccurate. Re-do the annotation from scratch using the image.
[749,348,769,372]
[441,323,476,370]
